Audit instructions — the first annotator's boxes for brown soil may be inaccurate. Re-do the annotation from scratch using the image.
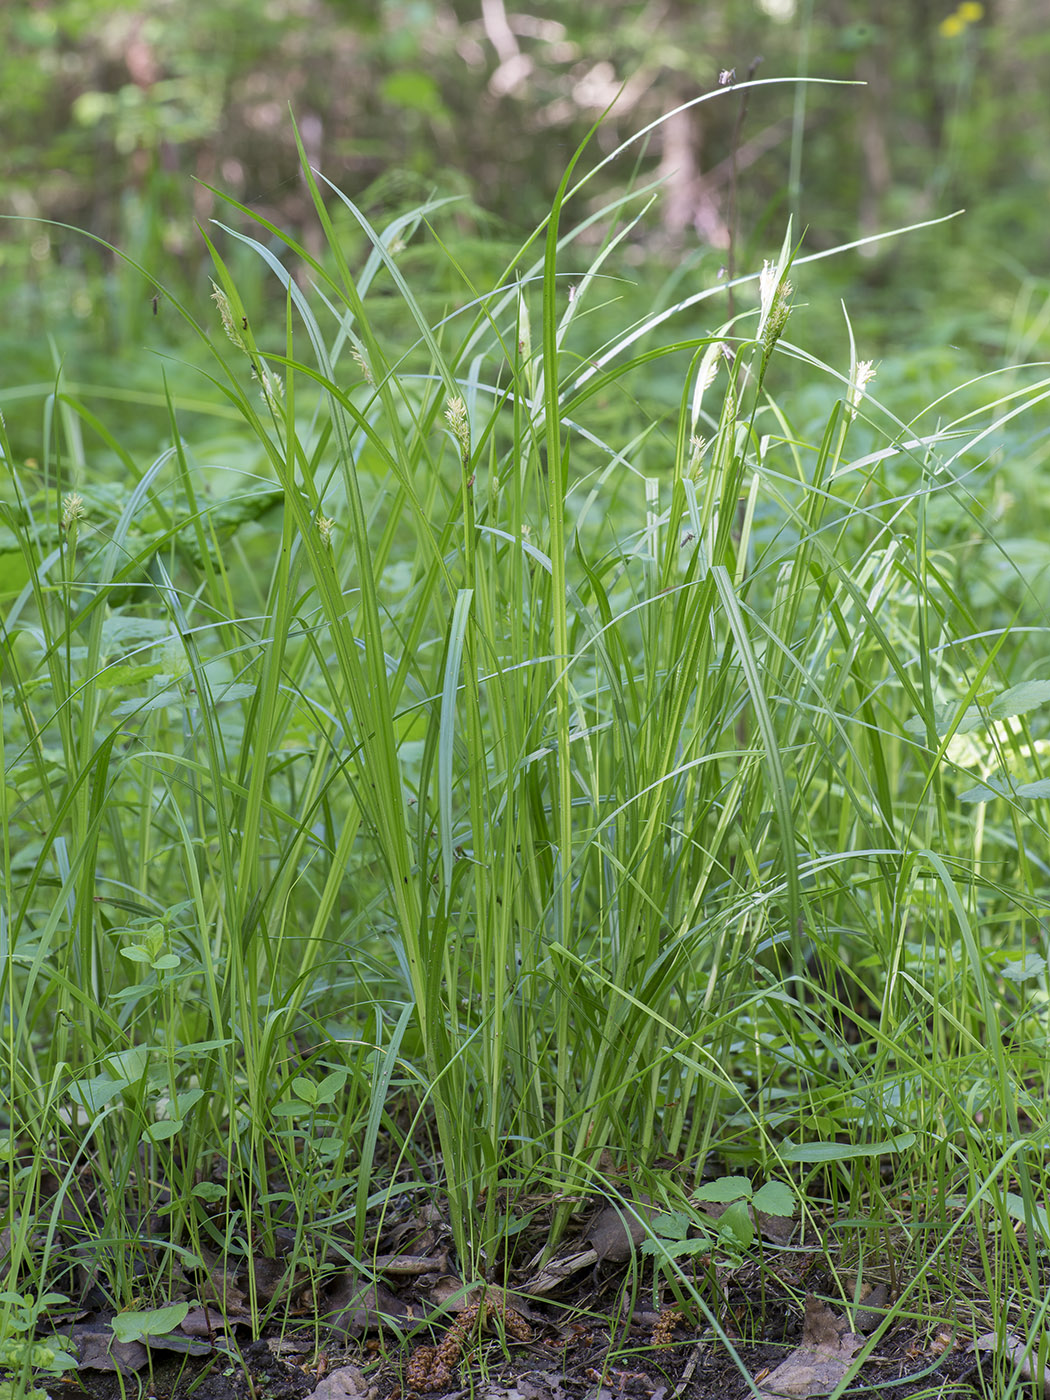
[37,1273,990,1400]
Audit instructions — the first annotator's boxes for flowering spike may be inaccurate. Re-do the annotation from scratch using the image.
[352,346,373,385]
[252,363,284,410]
[62,492,85,529]
[848,360,877,421]
[211,281,248,351]
[758,261,793,358]
[687,435,707,481]
[445,395,471,462]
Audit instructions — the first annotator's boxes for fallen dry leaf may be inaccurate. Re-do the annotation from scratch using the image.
[373,1251,448,1276]
[588,1200,658,1263]
[755,1295,864,1398]
[202,1262,249,1314]
[250,1251,293,1304]
[303,1363,373,1400]
[853,1282,891,1333]
[974,1331,1050,1396]
[382,1204,445,1258]
[180,1301,252,1335]
[522,1198,657,1293]
[323,1273,412,1337]
[493,1372,568,1400]
[427,1273,478,1309]
[803,1293,847,1348]
[68,1328,148,1374]
[61,1319,212,1375]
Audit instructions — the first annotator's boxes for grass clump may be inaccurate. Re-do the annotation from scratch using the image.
[3,97,1050,1391]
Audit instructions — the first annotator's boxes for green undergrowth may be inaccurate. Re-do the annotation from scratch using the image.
[3,98,1050,1393]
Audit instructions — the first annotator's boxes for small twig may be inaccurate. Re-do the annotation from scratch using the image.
[671,1338,705,1399]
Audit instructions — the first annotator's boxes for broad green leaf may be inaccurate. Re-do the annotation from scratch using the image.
[40,1343,79,1371]
[192,1182,225,1202]
[113,682,256,716]
[105,1047,149,1081]
[910,681,1050,746]
[172,1088,204,1116]
[1004,1192,1050,1246]
[69,1074,127,1114]
[779,1133,915,1162]
[120,945,153,964]
[96,662,167,689]
[290,1076,318,1105]
[141,1119,183,1143]
[717,1200,754,1251]
[112,1303,189,1343]
[313,1069,348,1104]
[958,779,1007,804]
[100,617,173,647]
[174,1039,235,1057]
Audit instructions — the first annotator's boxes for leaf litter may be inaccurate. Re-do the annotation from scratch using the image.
[18,1182,997,1400]
[753,1295,863,1398]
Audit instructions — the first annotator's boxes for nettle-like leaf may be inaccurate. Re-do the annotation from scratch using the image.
[904,704,985,739]
[648,1210,693,1242]
[1001,953,1048,982]
[112,682,256,717]
[693,1175,752,1204]
[906,677,1050,743]
[751,1180,797,1218]
[989,680,1050,720]
[174,485,285,567]
[959,776,1050,804]
[641,1235,711,1260]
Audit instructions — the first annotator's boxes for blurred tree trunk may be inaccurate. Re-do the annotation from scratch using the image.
[855,41,891,242]
[658,102,729,251]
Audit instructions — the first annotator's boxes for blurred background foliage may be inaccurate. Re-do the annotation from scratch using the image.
[1,0,1047,369]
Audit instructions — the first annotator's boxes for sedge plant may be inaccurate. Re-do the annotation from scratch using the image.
[1,94,1050,1378]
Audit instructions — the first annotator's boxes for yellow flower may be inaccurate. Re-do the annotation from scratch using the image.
[940,1,982,35]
